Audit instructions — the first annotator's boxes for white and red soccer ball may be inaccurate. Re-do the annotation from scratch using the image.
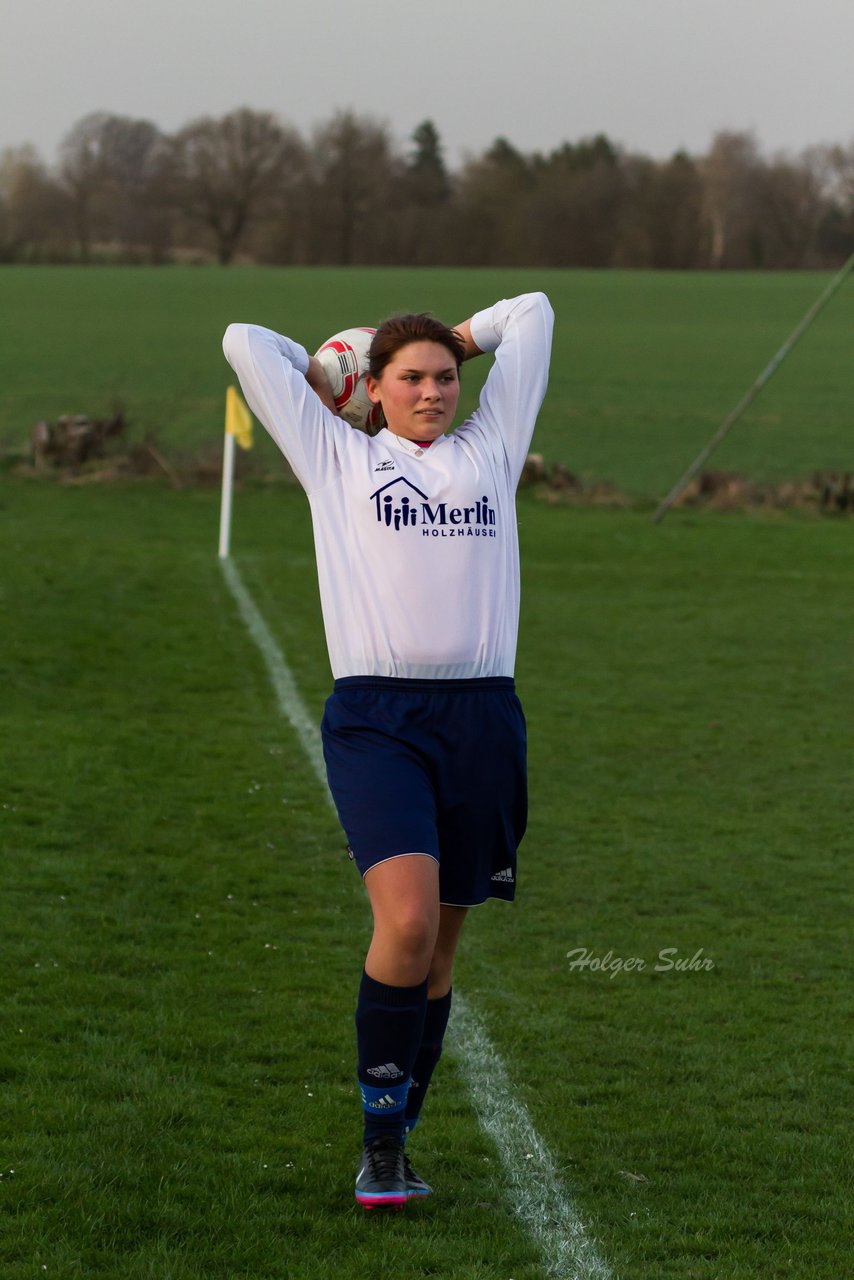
[314,327,386,434]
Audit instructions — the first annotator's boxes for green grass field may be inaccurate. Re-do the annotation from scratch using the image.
[2,266,853,494]
[2,266,853,1277]
[2,475,852,1279]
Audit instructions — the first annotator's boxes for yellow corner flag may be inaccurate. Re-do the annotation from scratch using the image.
[225,385,253,450]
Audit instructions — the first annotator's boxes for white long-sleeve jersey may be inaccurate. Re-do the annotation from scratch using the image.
[223,292,554,680]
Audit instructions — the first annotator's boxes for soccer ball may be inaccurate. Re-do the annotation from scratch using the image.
[314,327,386,435]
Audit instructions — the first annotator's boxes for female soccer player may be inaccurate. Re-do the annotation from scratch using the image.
[223,292,553,1209]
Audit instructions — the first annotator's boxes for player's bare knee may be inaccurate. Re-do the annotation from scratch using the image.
[385,909,438,968]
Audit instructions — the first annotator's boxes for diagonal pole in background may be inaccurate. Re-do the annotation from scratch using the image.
[652,252,854,524]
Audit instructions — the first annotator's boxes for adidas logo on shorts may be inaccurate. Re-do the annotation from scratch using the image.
[490,867,514,883]
[366,1062,403,1079]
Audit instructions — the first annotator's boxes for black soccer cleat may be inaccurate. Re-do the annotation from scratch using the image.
[403,1151,432,1199]
[354,1135,407,1210]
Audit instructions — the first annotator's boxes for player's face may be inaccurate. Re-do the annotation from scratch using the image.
[366,342,460,442]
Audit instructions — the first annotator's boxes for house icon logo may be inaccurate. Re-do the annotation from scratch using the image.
[370,477,429,530]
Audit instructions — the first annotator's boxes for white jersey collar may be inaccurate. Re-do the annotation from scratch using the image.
[382,428,446,460]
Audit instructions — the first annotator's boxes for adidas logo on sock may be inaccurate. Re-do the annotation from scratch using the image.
[370,1093,400,1110]
[366,1062,403,1079]
[491,867,514,882]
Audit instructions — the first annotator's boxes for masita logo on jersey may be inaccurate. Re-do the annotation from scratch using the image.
[370,477,497,538]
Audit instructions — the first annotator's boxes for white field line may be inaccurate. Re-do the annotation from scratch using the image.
[220,558,329,796]
[450,992,612,1280]
[220,556,613,1280]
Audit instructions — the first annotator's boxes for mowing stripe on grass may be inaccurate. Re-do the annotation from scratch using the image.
[220,556,613,1280]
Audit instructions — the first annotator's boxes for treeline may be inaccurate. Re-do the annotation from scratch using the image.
[2,108,853,268]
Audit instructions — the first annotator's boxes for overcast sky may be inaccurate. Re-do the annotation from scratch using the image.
[3,0,853,167]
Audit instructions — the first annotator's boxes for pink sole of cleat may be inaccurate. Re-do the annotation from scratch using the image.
[356,1195,407,1211]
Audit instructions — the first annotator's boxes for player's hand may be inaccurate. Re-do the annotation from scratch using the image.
[452,319,485,362]
[305,356,340,415]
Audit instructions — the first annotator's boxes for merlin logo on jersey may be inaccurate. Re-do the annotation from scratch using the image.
[370,477,497,538]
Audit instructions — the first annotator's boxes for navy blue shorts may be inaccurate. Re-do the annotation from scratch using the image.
[320,677,527,906]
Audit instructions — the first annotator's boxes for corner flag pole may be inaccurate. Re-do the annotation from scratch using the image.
[218,386,254,559]
[218,427,236,558]
[652,252,854,524]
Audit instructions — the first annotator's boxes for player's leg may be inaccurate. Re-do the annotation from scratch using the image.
[320,681,446,1205]
[354,853,439,1208]
[404,905,467,1155]
[363,852,441,985]
[398,681,528,1193]
[427,904,468,998]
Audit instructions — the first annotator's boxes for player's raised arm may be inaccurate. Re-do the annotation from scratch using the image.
[305,355,339,414]
[455,292,554,483]
[222,322,345,494]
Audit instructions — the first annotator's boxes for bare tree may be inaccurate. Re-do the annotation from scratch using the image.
[58,112,168,260]
[59,112,111,260]
[806,140,854,210]
[804,141,854,261]
[655,151,704,268]
[614,151,703,268]
[0,145,70,259]
[305,111,400,265]
[700,131,764,268]
[754,157,823,267]
[452,138,535,265]
[169,108,304,264]
[95,115,169,259]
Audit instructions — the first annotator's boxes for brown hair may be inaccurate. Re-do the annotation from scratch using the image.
[368,314,465,379]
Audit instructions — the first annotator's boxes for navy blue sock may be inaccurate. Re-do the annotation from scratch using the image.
[356,971,428,1144]
[404,987,453,1135]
